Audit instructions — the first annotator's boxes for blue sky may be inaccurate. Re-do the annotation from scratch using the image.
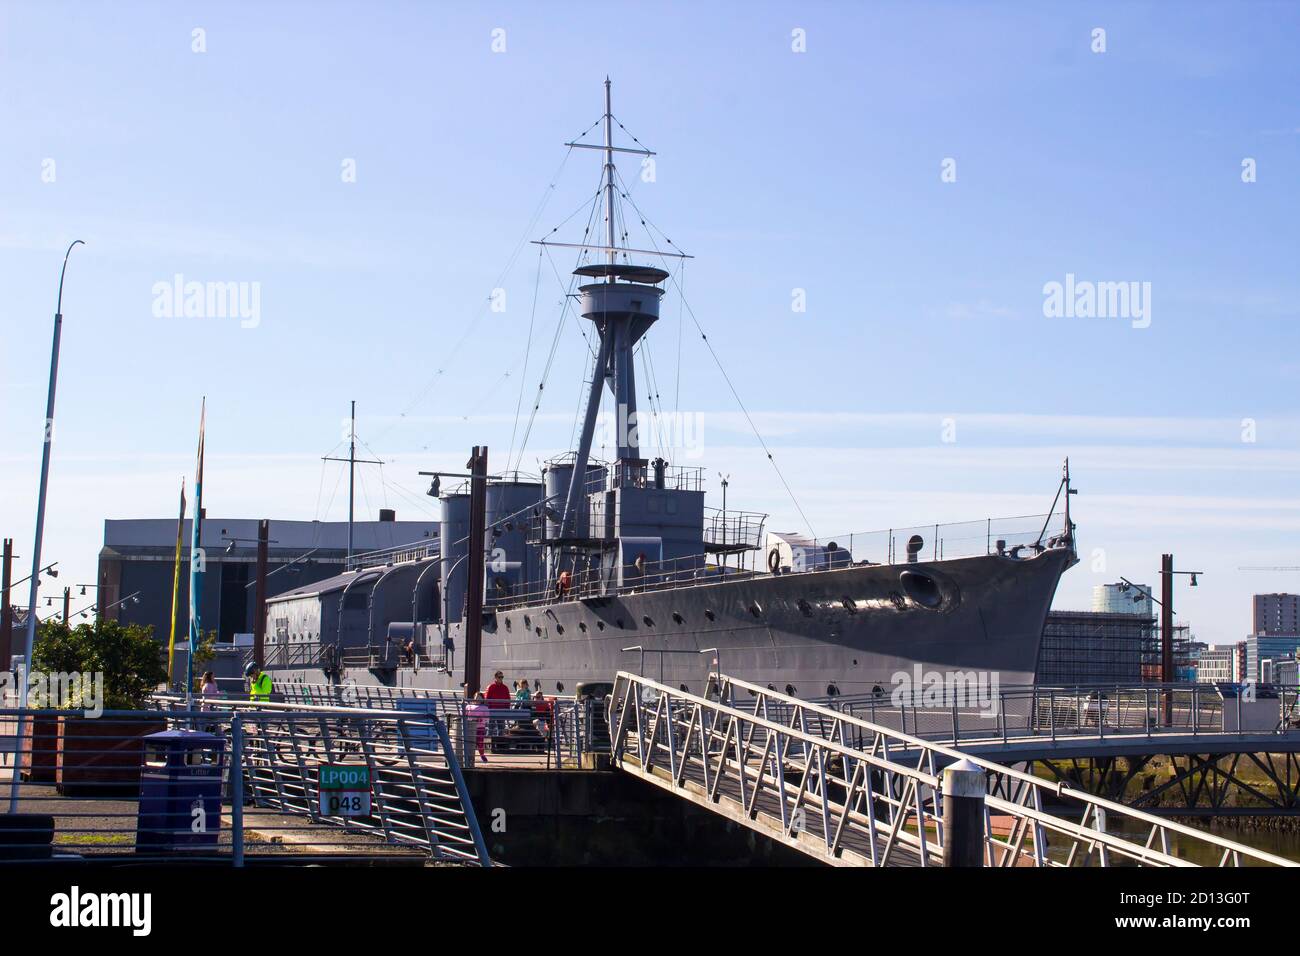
[2,1,1298,642]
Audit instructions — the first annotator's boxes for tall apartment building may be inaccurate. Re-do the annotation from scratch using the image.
[1254,593,1300,636]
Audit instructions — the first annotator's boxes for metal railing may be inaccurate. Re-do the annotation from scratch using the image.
[193,684,610,769]
[811,683,1300,746]
[703,507,767,552]
[261,641,329,669]
[0,704,490,866]
[804,512,1068,567]
[608,672,1297,867]
[347,540,439,571]
[496,511,1069,611]
[228,702,488,864]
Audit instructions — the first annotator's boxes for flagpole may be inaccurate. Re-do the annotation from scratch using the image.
[186,399,206,705]
[166,477,186,686]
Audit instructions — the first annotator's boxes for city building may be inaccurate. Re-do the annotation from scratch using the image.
[97,514,437,645]
[1245,634,1300,684]
[1197,646,1235,684]
[1092,582,1155,618]
[1254,593,1300,636]
[1037,610,1157,685]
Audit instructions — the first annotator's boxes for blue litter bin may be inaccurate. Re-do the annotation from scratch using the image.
[136,729,226,853]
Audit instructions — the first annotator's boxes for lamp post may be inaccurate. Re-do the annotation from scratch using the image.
[1120,559,1203,723]
[9,239,84,813]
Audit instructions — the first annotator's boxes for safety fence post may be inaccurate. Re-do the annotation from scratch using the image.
[230,712,244,868]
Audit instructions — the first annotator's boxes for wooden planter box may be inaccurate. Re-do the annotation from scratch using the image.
[17,713,60,783]
[56,716,166,796]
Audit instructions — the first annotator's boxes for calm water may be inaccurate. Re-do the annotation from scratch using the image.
[1109,817,1300,866]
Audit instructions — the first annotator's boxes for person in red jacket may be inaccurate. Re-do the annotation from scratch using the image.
[484,671,511,741]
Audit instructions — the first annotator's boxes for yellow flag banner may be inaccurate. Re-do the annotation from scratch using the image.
[166,477,186,685]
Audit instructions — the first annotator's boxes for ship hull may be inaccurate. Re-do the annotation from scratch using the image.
[265,546,1073,697]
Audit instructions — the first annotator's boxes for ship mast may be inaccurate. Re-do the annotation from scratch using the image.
[604,76,616,279]
[538,80,688,571]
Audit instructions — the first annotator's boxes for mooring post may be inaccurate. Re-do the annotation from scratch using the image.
[942,757,986,867]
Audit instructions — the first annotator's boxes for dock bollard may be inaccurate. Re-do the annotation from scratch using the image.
[941,758,986,867]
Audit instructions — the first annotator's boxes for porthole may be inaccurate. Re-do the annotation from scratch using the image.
[672,612,684,625]
[841,597,857,612]
[705,609,716,622]
[557,682,565,693]
[679,683,689,693]
[505,618,512,631]
[579,621,587,632]
[826,683,840,697]
[642,616,654,627]
[796,599,812,617]
[556,624,565,635]
[852,659,858,666]
[596,621,605,631]
[785,683,796,696]
[899,570,943,609]
[615,619,624,629]
[749,603,762,617]
[524,614,532,628]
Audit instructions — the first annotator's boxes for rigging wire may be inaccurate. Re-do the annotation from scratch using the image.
[507,246,544,467]
[511,167,607,473]
[313,439,345,521]
[674,260,685,421]
[613,167,817,537]
[372,146,577,447]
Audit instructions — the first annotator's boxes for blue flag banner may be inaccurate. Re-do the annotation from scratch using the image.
[187,398,205,695]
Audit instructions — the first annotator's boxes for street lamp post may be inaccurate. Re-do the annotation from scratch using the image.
[9,239,84,813]
[1120,558,1203,724]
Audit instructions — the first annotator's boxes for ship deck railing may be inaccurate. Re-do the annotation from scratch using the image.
[493,509,1069,611]
[346,539,439,571]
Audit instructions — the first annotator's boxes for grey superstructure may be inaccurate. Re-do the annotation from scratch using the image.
[261,80,1076,697]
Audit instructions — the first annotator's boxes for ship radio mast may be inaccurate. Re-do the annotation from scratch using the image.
[535,80,688,550]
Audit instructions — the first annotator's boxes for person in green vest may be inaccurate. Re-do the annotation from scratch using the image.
[246,661,272,702]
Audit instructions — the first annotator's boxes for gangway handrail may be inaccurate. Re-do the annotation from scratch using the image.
[712,672,1298,867]
[609,671,1296,867]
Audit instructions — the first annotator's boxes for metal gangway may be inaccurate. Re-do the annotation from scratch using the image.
[608,672,1298,868]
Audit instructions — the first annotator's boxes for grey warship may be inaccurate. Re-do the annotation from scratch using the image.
[261,81,1077,697]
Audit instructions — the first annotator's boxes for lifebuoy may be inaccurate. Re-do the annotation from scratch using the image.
[767,547,781,574]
